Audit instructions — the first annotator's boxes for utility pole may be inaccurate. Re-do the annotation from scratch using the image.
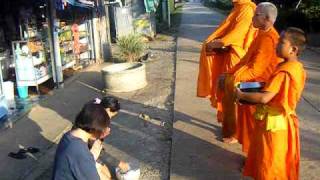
[48,0,64,88]
[167,0,171,27]
[295,0,303,10]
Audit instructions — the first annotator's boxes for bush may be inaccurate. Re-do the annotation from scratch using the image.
[116,34,146,62]
[259,0,320,32]
[300,1,320,20]
[203,0,232,11]
[275,9,309,32]
[215,0,232,10]
[216,0,233,10]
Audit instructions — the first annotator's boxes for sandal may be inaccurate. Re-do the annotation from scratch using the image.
[27,147,40,154]
[8,147,40,160]
[8,152,27,159]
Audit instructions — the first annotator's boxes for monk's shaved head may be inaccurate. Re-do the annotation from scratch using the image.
[257,2,278,24]
[285,27,307,55]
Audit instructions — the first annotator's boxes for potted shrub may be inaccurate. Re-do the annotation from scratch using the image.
[101,34,148,92]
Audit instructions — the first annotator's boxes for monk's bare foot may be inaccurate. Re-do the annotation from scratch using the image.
[197,95,211,98]
[222,137,238,144]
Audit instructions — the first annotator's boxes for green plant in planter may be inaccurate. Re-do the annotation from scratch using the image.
[116,34,147,63]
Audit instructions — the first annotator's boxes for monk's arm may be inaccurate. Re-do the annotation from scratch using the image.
[236,88,276,104]
[205,11,233,44]
[226,55,248,74]
[236,72,287,104]
[237,36,276,81]
[220,6,255,47]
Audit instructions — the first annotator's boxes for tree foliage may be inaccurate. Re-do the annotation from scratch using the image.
[299,0,320,19]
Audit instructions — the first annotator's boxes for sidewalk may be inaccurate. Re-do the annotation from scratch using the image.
[0,31,177,179]
[171,2,320,179]
[0,64,105,179]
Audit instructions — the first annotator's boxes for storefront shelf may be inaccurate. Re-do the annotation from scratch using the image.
[80,49,91,54]
[80,35,89,39]
[62,60,76,70]
[33,60,46,66]
[17,74,51,87]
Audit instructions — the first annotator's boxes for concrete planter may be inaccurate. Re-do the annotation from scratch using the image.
[101,63,147,92]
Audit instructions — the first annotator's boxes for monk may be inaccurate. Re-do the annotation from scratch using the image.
[218,2,281,146]
[236,27,306,180]
[197,0,257,107]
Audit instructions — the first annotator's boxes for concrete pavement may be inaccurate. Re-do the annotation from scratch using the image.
[171,2,244,179]
[0,2,319,180]
[171,2,320,179]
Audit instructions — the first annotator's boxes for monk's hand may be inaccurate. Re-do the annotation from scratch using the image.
[212,39,224,49]
[234,87,243,103]
[206,39,224,52]
[206,42,216,53]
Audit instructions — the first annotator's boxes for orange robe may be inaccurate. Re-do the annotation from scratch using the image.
[197,0,257,103]
[243,61,306,180]
[219,27,281,144]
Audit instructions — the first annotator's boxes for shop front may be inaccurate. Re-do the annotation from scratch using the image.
[1,1,97,86]
[0,0,99,125]
[56,2,96,70]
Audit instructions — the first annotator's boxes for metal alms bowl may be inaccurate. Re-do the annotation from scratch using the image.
[239,82,265,92]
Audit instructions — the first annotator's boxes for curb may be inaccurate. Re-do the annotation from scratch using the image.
[307,46,320,54]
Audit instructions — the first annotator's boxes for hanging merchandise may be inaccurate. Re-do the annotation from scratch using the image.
[144,0,160,13]
[56,0,95,10]
[71,23,80,55]
[56,0,66,10]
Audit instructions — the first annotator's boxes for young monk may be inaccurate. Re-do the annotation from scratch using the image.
[218,2,281,145]
[236,27,306,180]
[197,0,257,108]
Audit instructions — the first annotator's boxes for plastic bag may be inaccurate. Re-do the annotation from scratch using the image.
[115,161,140,180]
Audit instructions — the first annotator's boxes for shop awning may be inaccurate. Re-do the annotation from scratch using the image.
[57,0,95,9]
[67,0,95,8]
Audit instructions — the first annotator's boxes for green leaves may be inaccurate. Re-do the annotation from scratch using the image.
[301,4,320,19]
[117,34,147,62]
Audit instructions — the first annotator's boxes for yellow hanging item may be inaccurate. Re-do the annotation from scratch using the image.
[254,105,287,132]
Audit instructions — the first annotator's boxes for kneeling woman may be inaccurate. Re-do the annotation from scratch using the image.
[52,100,119,180]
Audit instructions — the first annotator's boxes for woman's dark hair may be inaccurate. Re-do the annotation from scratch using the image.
[73,103,110,136]
[101,96,120,112]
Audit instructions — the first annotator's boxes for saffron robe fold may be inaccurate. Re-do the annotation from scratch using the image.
[243,61,306,180]
[218,28,281,142]
[197,0,256,103]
